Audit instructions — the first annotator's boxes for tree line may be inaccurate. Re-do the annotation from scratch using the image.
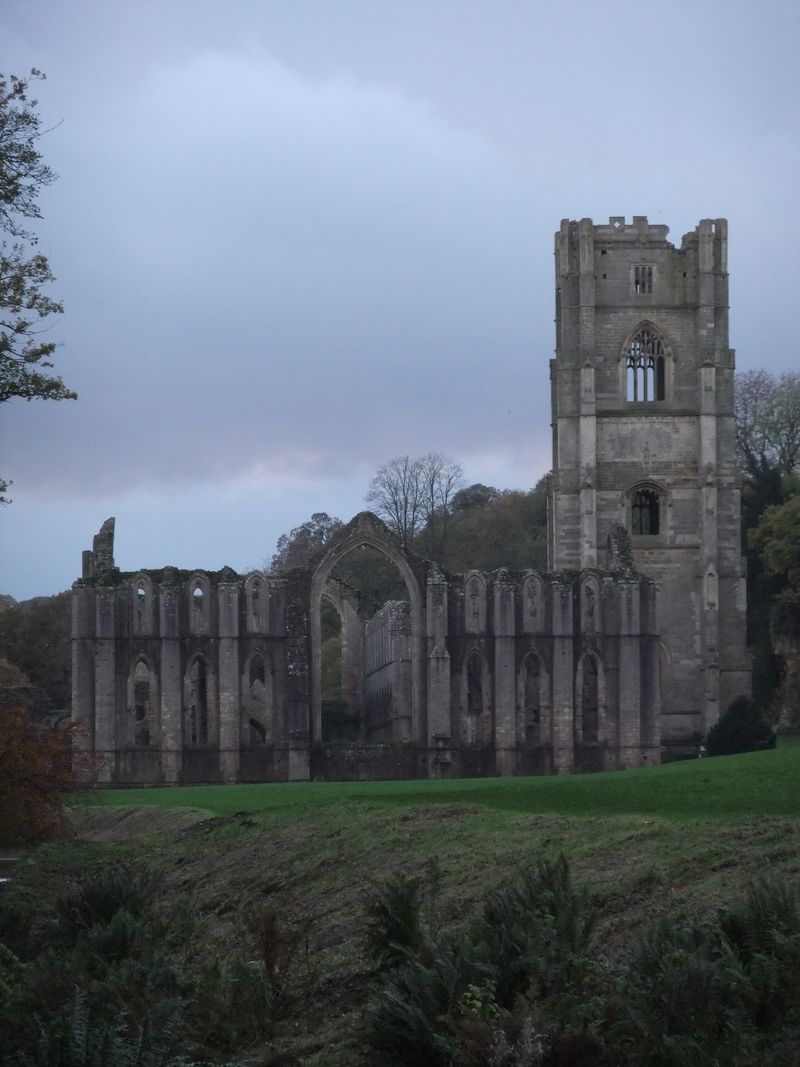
[271,459,548,578]
[736,370,800,726]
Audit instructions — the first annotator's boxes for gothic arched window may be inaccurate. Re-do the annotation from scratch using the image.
[625,327,666,402]
[521,655,541,745]
[242,652,272,745]
[631,488,660,536]
[132,660,153,746]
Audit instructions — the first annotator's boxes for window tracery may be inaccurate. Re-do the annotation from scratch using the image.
[625,327,665,401]
[631,488,660,535]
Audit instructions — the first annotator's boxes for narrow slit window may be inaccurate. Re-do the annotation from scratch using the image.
[251,581,262,629]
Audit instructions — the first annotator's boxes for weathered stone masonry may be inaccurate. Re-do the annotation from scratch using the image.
[72,216,750,783]
[549,217,750,749]
[72,512,659,783]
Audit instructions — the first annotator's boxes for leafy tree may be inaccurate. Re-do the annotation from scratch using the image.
[751,494,800,592]
[0,590,72,708]
[443,478,549,573]
[269,512,343,572]
[0,692,79,844]
[450,482,501,513]
[1,70,75,501]
[750,494,800,725]
[735,371,800,710]
[735,369,800,485]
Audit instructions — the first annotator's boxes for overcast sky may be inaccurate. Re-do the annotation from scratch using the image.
[1,0,798,599]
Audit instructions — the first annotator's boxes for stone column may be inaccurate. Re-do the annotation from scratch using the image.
[159,585,183,784]
[426,576,451,776]
[617,582,642,767]
[340,597,364,725]
[551,582,574,774]
[218,583,240,783]
[493,578,516,775]
[699,363,721,732]
[71,583,95,778]
[288,731,310,781]
[642,582,661,762]
[93,588,116,784]
[579,363,597,568]
[390,602,412,742]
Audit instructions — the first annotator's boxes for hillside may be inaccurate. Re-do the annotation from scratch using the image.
[3,747,800,1065]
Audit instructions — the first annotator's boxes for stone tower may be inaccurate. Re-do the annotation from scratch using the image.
[549,216,750,746]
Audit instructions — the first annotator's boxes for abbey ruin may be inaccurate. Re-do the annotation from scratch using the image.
[72,217,751,784]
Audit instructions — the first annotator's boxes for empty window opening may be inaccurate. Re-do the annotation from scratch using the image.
[600,249,607,255]
[133,661,151,746]
[250,658,265,689]
[581,657,599,743]
[469,580,481,619]
[631,488,660,536]
[634,265,653,294]
[465,653,483,744]
[522,657,541,745]
[626,328,665,401]
[188,658,209,745]
[244,654,270,745]
[192,584,204,613]
[251,581,262,629]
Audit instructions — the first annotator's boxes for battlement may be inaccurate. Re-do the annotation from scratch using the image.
[593,216,671,242]
[556,216,727,276]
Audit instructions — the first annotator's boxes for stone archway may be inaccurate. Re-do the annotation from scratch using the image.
[319,577,365,739]
[309,512,426,743]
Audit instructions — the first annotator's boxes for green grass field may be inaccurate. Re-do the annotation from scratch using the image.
[35,740,800,1066]
[72,741,800,822]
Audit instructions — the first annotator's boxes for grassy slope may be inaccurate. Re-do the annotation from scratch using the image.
[53,745,800,1064]
[73,741,800,821]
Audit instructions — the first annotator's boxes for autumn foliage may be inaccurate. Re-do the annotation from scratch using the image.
[0,692,77,845]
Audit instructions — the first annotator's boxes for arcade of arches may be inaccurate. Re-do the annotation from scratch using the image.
[72,512,660,784]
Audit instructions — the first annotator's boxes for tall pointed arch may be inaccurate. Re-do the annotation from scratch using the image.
[242,650,272,744]
[460,648,492,746]
[517,650,550,746]
[185,654,211,745]
[621,321,671,402]
[309,513,425,743]
[574,650,606,744]
[127,656,159,746]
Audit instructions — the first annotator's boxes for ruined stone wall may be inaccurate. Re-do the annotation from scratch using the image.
[74,514,661,784]
[72,216,750,785]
